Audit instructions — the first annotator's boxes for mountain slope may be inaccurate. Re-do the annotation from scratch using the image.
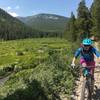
[0,8,35,40]
[17,13,69,33]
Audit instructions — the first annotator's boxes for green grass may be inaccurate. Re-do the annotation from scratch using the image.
[0,38,71,66]
[0,38,78,100]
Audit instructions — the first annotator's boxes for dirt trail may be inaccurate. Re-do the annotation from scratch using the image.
[71,42,100,100]
[0,75,10,87]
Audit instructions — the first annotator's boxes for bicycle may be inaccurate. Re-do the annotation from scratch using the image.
[80,67,94,100]
[70,64,94,100]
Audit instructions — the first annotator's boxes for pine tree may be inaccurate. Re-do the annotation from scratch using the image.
[77,0,92,40]
[91,0,100,38]
[64,12,77,42]
[69,12,77,41]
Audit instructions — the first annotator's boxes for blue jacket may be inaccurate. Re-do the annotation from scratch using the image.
[75,47,100,61]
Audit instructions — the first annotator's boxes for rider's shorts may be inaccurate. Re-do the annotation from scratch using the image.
[80,58,95,75]
[80,58,95,68]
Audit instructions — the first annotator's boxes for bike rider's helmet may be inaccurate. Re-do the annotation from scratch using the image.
[82,38,92,45]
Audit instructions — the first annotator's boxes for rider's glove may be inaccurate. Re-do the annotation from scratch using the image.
[71,63,75,68]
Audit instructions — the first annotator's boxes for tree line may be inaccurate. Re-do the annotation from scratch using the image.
[64,0,100,42]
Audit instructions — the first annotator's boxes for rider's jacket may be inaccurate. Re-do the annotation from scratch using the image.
[75,47,100,61]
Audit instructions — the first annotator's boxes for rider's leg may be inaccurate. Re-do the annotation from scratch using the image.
[80,59,95,77]
[80,58,87,76]
[80,58,87,67]
[87,61,95,73]
[87,61,95,80]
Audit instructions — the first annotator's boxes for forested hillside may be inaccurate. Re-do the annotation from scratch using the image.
[0,8,69,40]
[0,8,38,40]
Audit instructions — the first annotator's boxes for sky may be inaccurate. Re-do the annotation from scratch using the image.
[0,0,93,17]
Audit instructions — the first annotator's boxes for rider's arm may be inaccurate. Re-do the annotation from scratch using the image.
[72,57,76,65]
[92,47,100,62]
[71,48,81,64]
[93,48,100,57]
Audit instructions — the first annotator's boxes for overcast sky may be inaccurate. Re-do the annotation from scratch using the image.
[0,0,93,17]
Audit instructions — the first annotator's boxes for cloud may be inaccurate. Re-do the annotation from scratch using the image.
[15,6,20,9]
[0,6,19,17]
[2,6,20,11]
[0,6,12,11]
[8,12,18,17]
[7,6,12,10]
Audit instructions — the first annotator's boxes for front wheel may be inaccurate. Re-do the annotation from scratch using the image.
[80,78,92,100]
[86,80,92,100]
[81,78,86,100]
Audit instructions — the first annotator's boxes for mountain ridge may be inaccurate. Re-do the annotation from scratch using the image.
[17,13,69,33]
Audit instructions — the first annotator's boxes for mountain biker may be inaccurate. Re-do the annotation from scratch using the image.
[71,38,100,77]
